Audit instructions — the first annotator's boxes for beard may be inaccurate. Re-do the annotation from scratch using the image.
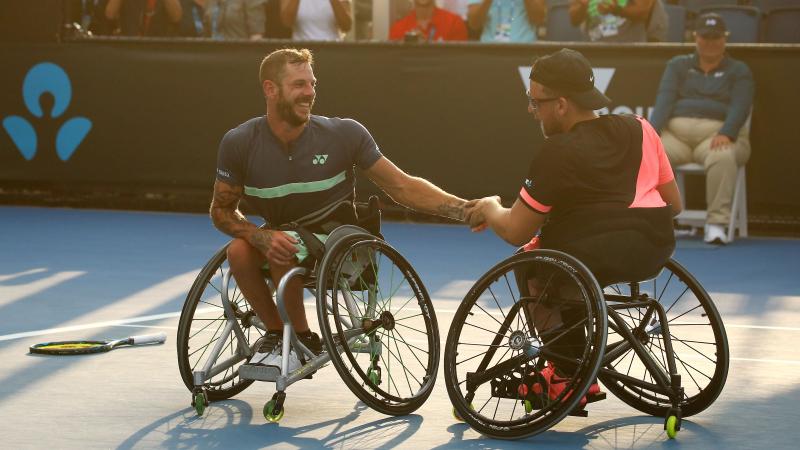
[540,119,565,139]
[276,90,314,127]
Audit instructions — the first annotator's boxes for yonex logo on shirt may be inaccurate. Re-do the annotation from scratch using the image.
[312,154,328,165]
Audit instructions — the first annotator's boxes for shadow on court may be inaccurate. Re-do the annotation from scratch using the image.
[118,400,422,450]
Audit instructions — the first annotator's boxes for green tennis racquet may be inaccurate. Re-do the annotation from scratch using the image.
[29,333,167,355]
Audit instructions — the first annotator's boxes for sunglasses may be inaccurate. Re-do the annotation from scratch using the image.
[527,91,560,110]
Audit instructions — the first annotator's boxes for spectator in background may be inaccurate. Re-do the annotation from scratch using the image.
[441,0,470,19]
[649,13,753,245]
[389,0,468,42]
[67,0,116,35]
[205,0,266,39]
[105,0,183,36]
[179,0,206,37]
[265,0,293,38]
[467,0,545,43]
[569,0,654,42]
[280,0,352,41]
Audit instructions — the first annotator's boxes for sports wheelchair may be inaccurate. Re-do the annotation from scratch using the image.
[177,198,440,421]
[444,249,729,440]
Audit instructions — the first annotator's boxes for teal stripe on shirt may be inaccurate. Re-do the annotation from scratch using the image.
[244,171,347,199]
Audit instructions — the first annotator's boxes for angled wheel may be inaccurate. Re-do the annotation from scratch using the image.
[600,258,729,417]
[317,235,439,416]
[177,244,259,401]
[444,250,607,439]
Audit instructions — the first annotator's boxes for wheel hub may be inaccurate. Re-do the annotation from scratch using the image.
[379,311,395,331]
[508,330,527,350]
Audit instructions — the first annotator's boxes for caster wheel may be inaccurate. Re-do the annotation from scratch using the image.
[452,403,474,422]
[264,399,285,423]
[367,367,381,386]
[524,400,533,414]
[665,415,678,439]
[192,391,208,416]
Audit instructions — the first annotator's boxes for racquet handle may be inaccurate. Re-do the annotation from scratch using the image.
[131,333,167,345]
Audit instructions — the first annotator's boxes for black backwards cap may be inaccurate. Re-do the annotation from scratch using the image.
[529,48,612,110]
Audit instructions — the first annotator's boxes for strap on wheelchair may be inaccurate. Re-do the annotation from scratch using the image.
[276,194,382,262]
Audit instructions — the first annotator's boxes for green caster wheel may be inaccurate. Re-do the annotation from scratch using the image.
[192,392,207,416]
[452,403,474,422]
[367,368,381,386]
[665,415,678,439]
[264,399,285,423]
[524,400,533,414]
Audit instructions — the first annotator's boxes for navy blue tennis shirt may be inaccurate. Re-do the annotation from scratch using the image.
[216,115,383,227]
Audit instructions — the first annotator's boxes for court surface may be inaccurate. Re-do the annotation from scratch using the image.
[1,206,798,449]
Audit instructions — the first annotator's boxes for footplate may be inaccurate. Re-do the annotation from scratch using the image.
[239,364,281,382]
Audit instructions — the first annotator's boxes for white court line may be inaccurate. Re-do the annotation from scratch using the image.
[114,324,178,330]
[0,307,215,342]
[307,302,800,331]
[0,268,47,282]
[731,357,800,365]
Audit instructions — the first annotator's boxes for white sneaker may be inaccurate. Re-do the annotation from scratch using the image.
[247,332,282,367]
[704,223,728,245]
[283,350,301,373]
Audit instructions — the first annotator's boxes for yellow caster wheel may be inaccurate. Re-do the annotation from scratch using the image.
[665,415,678,439]
[264,399,285,423]
[452,403,474,422]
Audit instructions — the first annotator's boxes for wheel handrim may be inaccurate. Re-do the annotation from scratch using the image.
[445,251,606,435]
[323,239,439,408]
[601,259,729,416]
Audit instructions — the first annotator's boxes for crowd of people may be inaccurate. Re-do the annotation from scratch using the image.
[66,0,769,43]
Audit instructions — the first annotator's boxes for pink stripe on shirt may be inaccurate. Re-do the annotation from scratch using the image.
[519,187,552,213]
[631,117,674,208]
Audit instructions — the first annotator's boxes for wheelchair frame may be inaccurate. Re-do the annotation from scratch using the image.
[444,249,728,440]
[179,224,440,421]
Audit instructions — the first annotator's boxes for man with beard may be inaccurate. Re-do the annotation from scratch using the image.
[211,48,470,372]
[464,48,681,407]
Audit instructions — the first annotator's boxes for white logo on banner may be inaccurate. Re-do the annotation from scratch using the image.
[517,66,654,118]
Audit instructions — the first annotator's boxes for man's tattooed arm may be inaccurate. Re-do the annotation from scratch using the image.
[435,199,467,222]
[210,180,272,255]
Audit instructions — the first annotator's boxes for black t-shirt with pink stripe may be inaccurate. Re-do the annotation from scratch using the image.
[518,114,676,285]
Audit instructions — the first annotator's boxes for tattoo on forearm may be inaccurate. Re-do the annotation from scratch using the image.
[210,181,255,237]
[436,200,466,221]
[249,229,272,255]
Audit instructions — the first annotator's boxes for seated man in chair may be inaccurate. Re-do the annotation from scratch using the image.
[466,48,682,406]
[211,48,470,373]
[649,13,753,245]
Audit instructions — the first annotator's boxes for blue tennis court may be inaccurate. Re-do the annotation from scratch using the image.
[1,206,798,449]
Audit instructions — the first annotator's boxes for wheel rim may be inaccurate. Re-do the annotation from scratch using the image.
[178,247,260,399]
[321,239,439,410]
[601,259,729,417]
[445,251,606,436]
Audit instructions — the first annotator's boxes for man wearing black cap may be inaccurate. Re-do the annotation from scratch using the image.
[649,13,754,245]
[466,48,681,407]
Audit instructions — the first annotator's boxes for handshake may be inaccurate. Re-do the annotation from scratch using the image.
[463,195,502,232]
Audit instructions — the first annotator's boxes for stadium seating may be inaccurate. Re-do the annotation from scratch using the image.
[545,2,586,41]
[681,0,740,15]
[665,4,688,42]
[748,0,800,14]
[763,7,800,42]
[699,5,761,42]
